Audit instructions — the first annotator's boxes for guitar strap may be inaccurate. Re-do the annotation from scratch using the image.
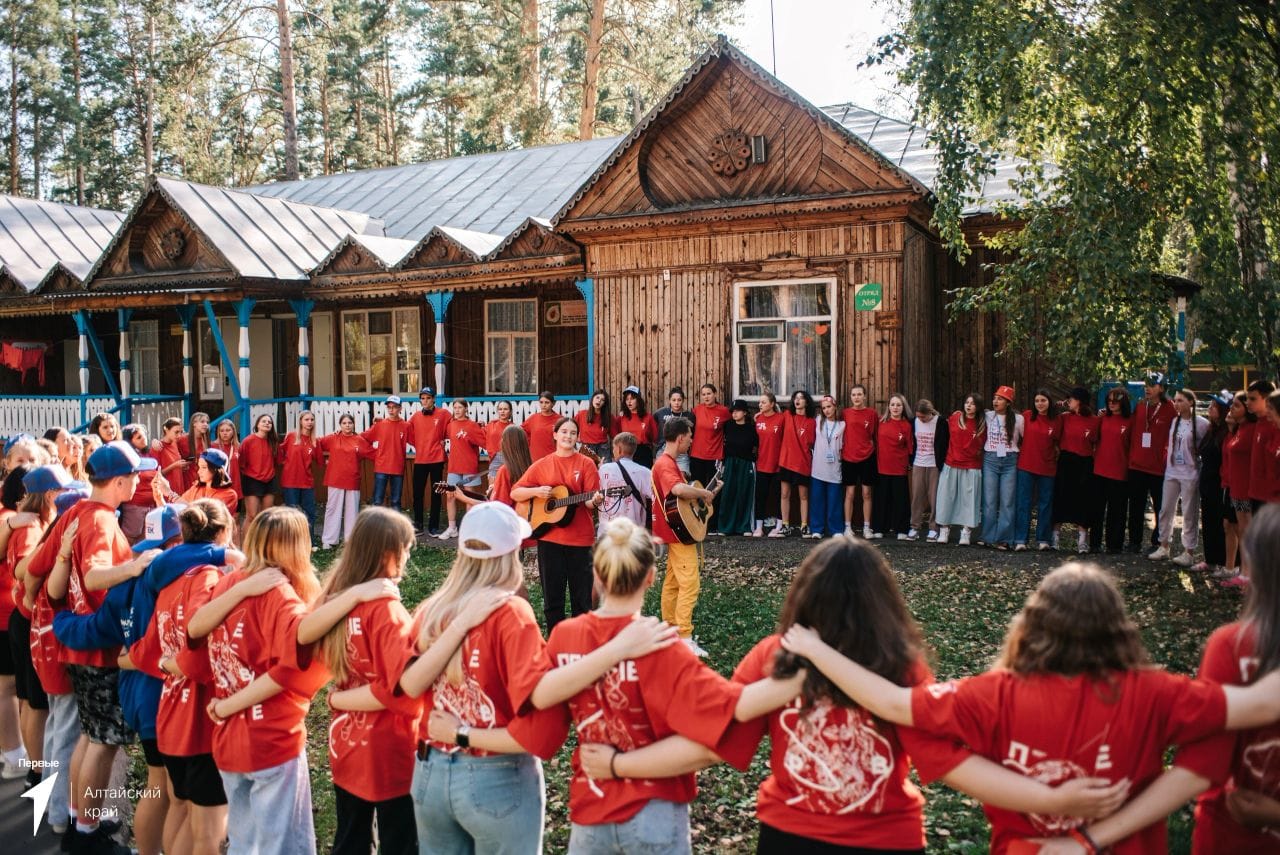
[616,459,651,530]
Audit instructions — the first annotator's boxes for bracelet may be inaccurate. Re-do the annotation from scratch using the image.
[57,553,71,562]
[1069,827,1099,854]
[608,747,619,780]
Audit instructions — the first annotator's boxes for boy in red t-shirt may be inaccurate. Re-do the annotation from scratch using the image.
[1125,373,1176,552]
[361,395,410,508]
[841,384,879,537]
[408,386,452,535]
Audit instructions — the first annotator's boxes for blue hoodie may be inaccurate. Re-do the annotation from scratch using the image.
[53,542,226,741]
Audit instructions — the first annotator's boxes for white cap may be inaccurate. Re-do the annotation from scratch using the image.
[457,502,532,558]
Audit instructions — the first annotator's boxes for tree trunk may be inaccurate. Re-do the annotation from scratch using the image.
[522,0,539,107]
[71,0,84,204]
[320,76,331,174]
[9,10,18,195]
[382,38,395,163]
[578,0,605,140]
[276,0,299,180]
[143,12,155,175]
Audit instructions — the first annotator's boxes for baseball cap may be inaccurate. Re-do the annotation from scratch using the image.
[418,386,435,397]
[1145,371,1166,387]
[86,440,159,479]
[22,464,73,494]
[3,434,33,456]
[201,448,230,469]
[730,398,750,412]
[457,502,532,559]
[55,486,89,516]
[133,504,182,552]
[622,385,641,396]
[385,395,402,406]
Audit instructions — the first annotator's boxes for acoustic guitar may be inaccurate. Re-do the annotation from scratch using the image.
[662,469,723,544]
[515,485,631,538]
[434,482,489,503]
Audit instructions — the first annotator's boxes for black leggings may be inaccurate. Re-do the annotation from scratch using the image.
[1126,469,1164,548]
[332,785,416,855]
[1200,473,1226,566]
[754,470,780,520]
[872,474,910,534]
[411,462,444,530]
[1094,474,1128,552]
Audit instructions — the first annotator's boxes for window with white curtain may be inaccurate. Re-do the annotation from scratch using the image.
[341,308,421,396]
[486,299,537,394]
[733,279,835,398]
[129,319,161,395]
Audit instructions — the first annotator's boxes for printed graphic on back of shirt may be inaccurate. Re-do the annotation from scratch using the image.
[778,698,893,815]
[209,607,254,695]
[1000,726,1114,835]
[430,635,498,751]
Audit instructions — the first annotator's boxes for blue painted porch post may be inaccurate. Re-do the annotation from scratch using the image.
[233,299,256,438]
[175,305,198,423]
[202,300,246,437]
[287,299,315,406]
[574,278,596,394]
[426,291,454,396]
[72,311,92,425]
[116,309,134,424]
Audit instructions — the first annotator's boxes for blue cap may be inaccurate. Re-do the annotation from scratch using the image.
[201,448,229,469]
[133,504,181,552]
[418,387,435,397]
[86,441,158,479]
[22,464,73,494]
[55,486,89,516]
[3,434,33,456]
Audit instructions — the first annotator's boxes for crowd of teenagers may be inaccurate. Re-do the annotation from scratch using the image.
[0,370,1277,854]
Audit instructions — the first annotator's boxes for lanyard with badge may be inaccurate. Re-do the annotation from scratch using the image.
[823,419,837,464]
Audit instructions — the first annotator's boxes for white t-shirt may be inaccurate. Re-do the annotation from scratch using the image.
[597,458,653,534]
[914,417,938,467]
[1165,415,1209,481]
[983,410,1025,454]
[810,417,845,484]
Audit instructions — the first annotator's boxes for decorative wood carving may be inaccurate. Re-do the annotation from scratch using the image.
[708,129,751,177]
[159,228,186,261]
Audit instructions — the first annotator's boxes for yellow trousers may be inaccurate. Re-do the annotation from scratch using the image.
[660,541,701,638]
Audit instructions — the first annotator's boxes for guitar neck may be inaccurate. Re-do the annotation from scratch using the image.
[549,491,601,510]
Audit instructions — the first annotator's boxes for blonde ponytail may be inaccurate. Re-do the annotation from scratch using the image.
[592,517,654,597]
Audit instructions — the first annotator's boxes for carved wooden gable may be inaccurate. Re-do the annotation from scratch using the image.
[318,241,385,276]
[560,48,923,223]
[96,191,229,283]
[491,220,580,261]
[35,265,86,296]
[402,233,481,270]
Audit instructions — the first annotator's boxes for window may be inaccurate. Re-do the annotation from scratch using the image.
[341,308,421,396]
[129,320,160,395]
[196,319,224,401]
[733,279,835,398]
[485,299,537,394]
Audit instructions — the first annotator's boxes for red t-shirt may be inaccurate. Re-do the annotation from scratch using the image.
[911,668,1227,854]
[417,599,554,758]
[179,484,239,514]
[1224,423,1256,500]
[690,404,731,460]
[876,419,913,476]
[238,434,276,482]
[1248,419,1280,503]
[778,412,816,474]
[446,419,485,475]
[575,410,613,446]
[1093,415,1132,481]
[210,439,242,498]
[754,412,786,473]
[522,412,560,462]
[329,597,420,802]
[177,434,210,494]
[717,637,968,849]
[649,453,686,545]
[544,612,744,825]
[614,412,657,447]
[278,433,320,489]
[1127,398,1176,475]
[156,439,188,494]
[131,563,224,757]
[318,433,371,491]
[943,413,983,470]
[512,452,600,547]
[1017,413,1060,477]
[5,512,34,621]
[0,509,13,628]
[409,407,452,465]
[203,569,328,773]
[126,450,160,507]
[361,419,410,476]
[841,407,878,463]
[27,522,72,694]
[27,500,131,667]
[1059,413,1100,458]
[1176,623,1280,853]
[484,419,512,457]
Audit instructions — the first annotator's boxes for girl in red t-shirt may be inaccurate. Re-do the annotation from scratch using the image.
[177,412,213,491]
[775,390,816,537]
[1053,388,1100,554]
[935,393,986,545]
[279,411,321,535]
[872,395,914,539]
[318,414,372,550]
[211,420,242,501]
[1093,388,1133,553]
[484,400,514,481]
[238,414,279,525]
[156,417,191,495]
[752,392,786,537]
[1220,393,1256,579]
[583,539,1130,853]
[781,560,1280,855]
[438,399,485,540]
[690,384,731,496]
[576,390,615,463]
[616,387,658,469]
[1014,389,1061,551]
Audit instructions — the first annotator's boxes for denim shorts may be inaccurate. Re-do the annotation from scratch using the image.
[447,472,482,488]
[568,798,691,855]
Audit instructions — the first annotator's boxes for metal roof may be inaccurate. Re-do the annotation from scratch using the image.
[821,103,1036,215]
[0,195,124,291]
[246,137,620,241]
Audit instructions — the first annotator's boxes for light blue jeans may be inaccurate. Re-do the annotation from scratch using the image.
[1015,470,1055,545]
[220,753,315,855]
[981,451,1019,545]
[42,692,79,828]
[568,798,692,855]
[412,749,544,855]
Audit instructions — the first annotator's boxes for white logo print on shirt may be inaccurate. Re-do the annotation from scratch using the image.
[778,699,893,814]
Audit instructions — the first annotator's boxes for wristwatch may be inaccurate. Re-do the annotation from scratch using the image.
[455,724,471,750]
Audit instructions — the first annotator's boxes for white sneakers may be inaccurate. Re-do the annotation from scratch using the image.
[905,529,919,541]
[862,524,873,539]
[936,527,950,544]
[1172,552,1195,567]
[1077,530,1089,553]
[436,526,459,540]
[683,637,708,658]
[844,524,854,538]
[958,527,972,546]
[1148,546,1170,560]
[768,522,786,538]
[1,747,27,779]
[749,525,763,538]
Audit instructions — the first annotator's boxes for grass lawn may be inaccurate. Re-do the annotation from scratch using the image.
[297,539,1242,854]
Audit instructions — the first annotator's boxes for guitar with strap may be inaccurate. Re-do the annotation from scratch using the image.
[434,482,489,503]
[514,485,632,538]
[660,464,723,544]
[613,459,651,530]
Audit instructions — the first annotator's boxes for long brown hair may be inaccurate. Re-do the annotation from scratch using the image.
[1241,504,1280,677]
[318,507,414,685]
[773,538,925,708]
[240,507,320,604]
[499,424,533,483]
[996,562,1148,679]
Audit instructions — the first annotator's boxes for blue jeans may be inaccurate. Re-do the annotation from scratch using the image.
[411,749,544,855]
[372,472,403,507]
[220,753,314,855]
[981,451,1019,545]
[568,798,692,855]
[43,692,79,827]
[808,478,843,536]
[282,487,316,533]
[1015,470,1055,545]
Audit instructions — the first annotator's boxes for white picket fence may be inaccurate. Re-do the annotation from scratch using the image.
[0,396,114,438]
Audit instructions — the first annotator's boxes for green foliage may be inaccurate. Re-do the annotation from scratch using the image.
[879,0,1280,382]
